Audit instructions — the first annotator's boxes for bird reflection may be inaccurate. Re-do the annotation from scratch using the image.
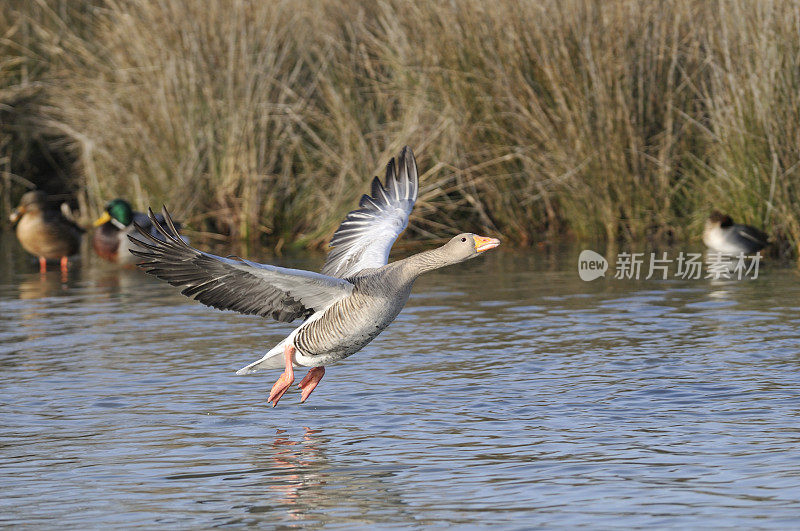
[263,427,326,520]
[245,427,410,526]
[18,272,71,300]
[15,267,86,343]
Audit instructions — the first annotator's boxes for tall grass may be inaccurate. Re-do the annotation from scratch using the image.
[0,1,50,219]
[0,1,84,219]
[4,0,800,258]
[699,1,800,258]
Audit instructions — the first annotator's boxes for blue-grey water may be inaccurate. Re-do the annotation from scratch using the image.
[2,233,800,528]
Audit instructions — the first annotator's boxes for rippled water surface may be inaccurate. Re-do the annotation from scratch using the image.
[2,234,800,528]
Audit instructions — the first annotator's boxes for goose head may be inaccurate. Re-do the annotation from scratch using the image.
[439,233,501,264]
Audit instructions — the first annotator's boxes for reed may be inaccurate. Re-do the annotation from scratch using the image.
[3,0,800,259]
[697,0,800,258]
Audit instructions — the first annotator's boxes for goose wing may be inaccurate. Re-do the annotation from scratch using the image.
[130,208,354,323]
[131,210,180,239]
[321,146,419,279]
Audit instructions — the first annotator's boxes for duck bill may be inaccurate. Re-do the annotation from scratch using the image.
[93,211,112,227]
[9,206,23,224]
[473,235,500,253]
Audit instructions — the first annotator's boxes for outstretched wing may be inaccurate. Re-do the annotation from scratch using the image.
[130,208,354,323]
[321,146,419,278]
[132,210,181,242]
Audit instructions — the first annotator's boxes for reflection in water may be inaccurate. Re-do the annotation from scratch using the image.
[263,427,326,520]
[18,272,70,300]
[241,427,409,527]
[2,233,800,527]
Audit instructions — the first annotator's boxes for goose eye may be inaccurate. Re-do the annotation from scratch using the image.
[460,237,467,242]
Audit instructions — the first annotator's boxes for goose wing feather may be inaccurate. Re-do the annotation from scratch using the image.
[321,146,419,279]
[131,210,180,239]
[130,208,354,323]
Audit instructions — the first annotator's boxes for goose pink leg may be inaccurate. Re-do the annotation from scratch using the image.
[38,257,47,274]
[268,344,295,407]
[298,367,325,403]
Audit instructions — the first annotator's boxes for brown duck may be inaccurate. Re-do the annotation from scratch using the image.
[10,191,84,273]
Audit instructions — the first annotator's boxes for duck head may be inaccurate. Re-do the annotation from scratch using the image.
[9,191,47,224]
[94,198,134,230]
[703,211,735,249]
[705,210,734,235]
[707,210,733,228]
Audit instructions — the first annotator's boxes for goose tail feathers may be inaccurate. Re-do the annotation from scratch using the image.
[236,343,287,374]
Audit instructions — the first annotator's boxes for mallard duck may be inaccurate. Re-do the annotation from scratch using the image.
[131,147,501,406]
[703,211,768,255]
[92,198,181,265]
[10,191,84,273]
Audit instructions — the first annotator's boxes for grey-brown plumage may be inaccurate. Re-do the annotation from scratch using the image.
[10,191,84,262]
[131,209,352,323]
[322,146,419,279]
[130,146,500,404]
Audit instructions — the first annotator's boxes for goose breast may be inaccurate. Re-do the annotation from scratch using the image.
[293,275,413,365]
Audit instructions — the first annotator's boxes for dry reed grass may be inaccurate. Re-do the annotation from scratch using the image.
[2,0,800,259]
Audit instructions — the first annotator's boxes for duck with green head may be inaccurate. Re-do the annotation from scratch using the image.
[10,190,85,274]
[93,198,182,265]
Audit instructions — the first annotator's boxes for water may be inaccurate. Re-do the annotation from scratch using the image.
[2,233,800,528]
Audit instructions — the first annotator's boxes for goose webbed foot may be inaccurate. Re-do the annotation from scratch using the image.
[298,367,325,403]
[268,344,295,407]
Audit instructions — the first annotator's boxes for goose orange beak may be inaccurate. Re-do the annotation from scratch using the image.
[473,235,500,252]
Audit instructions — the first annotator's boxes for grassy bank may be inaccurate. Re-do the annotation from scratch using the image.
[2,0,800,258]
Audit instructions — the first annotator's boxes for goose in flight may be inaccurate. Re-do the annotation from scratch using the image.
[131,147,500,406]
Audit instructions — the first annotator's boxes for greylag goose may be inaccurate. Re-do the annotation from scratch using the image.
[10,191,84,274]
[130,147,500,406]
[703,211,768,255]
[93,198,184,266]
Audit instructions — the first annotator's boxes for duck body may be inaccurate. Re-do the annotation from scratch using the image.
[131,146,500,406]
[15,206,83,259]
[10,191,84,272]
[92,222,122,262]
[703,211,767,255]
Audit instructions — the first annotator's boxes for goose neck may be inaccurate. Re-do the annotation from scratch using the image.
[400,246,451,279]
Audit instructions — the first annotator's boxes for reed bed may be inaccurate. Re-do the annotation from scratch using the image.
[2,0,800,258]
